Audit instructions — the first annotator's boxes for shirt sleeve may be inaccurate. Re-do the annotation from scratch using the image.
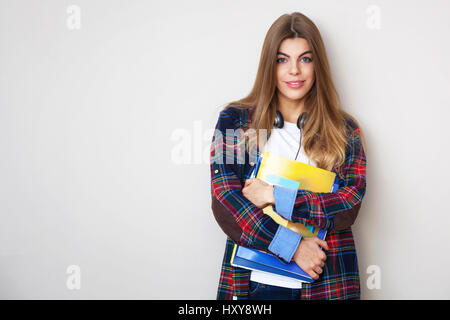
[272,125,367,230]
[210,107,301,262]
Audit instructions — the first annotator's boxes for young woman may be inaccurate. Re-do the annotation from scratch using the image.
[210,12,367,300]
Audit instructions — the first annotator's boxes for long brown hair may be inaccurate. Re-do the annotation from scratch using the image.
[228,12,365,171]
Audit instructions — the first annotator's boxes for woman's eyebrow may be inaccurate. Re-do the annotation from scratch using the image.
[277,50,312,57]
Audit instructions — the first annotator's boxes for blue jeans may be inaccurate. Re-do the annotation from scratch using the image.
[242,281,302,300]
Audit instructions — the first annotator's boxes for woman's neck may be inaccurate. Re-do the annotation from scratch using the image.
[277,96,306,123]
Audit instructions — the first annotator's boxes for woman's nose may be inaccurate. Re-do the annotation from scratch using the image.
[289,62,300,75]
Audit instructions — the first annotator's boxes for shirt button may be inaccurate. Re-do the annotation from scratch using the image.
[214,170,219,174]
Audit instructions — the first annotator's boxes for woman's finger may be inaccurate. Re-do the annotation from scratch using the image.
[314,266,323,275]
[307,270,319,280]
[315,238,329,251]
[244,179,255,187]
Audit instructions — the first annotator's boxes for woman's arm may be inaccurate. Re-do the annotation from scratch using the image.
[271,125,367,230]
[210,107,302,263]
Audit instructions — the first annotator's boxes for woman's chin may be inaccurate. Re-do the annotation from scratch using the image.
[280,92,307,101]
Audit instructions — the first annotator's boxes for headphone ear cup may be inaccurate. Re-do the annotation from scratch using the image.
[297,112,308,130]
[274,110,284,128]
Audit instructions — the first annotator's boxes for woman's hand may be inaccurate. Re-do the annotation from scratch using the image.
[292,237,329,280]
[242,178,275,209]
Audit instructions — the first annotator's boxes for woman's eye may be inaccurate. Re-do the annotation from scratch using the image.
[277,57,312,63]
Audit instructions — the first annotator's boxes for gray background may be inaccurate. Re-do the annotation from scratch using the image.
[1,0,449,299]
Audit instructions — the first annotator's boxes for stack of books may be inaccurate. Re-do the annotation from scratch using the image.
[231,152,339,283]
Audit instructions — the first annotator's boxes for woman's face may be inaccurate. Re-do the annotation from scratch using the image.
[275,37,315,103]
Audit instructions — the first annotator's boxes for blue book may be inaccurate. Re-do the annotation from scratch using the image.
[231,244,314,283]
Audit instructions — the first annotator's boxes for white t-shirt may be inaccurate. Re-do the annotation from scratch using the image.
[249,120,317,288]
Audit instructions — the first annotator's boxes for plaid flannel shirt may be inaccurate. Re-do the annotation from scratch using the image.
[210,105,367,300]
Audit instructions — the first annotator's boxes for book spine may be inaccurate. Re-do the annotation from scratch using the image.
[230,244,238,265]
[252,153,263,178]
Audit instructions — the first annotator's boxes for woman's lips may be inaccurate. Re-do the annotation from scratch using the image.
[285,80,305,89]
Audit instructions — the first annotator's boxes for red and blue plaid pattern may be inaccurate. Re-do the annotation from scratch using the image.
[210,105,367,300]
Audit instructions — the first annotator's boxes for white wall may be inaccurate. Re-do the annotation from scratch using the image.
[1,0,449,299]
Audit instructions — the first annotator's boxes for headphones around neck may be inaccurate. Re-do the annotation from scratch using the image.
[274,110,308,130]
[273,110,308,161]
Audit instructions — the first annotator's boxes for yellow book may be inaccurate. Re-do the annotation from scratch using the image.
[255,152,337,238]
[256,152,336,193]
